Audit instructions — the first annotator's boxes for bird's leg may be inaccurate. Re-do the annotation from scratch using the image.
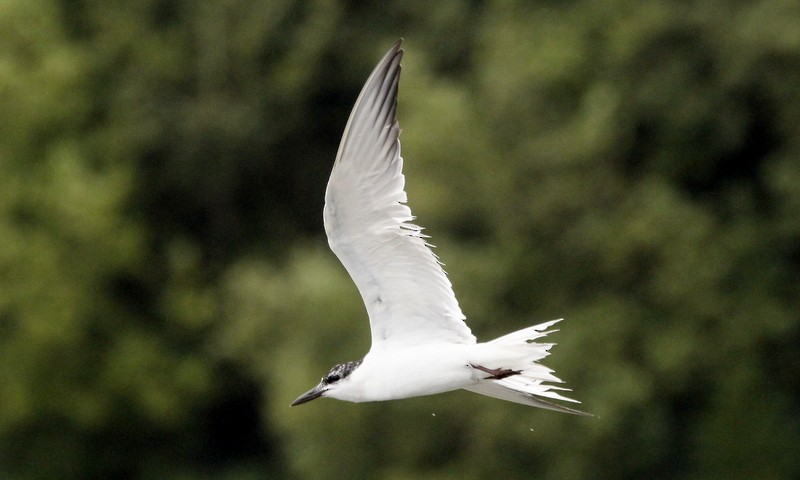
[470,363,521,380]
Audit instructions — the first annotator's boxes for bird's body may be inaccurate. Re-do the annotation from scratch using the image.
[331,343,481,403]
[292,40,587,415]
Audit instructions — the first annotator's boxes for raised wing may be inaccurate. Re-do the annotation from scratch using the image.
[324,40,475,347]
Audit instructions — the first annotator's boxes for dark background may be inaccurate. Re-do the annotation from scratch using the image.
[2,1,799,478]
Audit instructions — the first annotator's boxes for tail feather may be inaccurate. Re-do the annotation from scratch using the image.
[488,318,562,345]
[464,382,591,415]
[495,376,577,403]
[467,319,591,416]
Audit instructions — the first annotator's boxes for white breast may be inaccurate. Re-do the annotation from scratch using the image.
[330,343,480,402]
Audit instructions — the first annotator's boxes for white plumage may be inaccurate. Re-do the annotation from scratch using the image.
[292,40,588,415]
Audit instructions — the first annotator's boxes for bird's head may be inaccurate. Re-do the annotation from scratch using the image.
[291,360,362,406]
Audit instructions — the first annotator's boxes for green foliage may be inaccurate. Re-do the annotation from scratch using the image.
[1,0,799,479]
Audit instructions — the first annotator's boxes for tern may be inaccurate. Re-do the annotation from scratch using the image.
[291,40,587,415]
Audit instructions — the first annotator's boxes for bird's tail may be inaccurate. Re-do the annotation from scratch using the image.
[464,319,591,415]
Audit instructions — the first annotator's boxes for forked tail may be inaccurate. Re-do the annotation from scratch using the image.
[464,319,591,415]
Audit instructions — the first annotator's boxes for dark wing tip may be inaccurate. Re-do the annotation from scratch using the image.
[381,39,404,68]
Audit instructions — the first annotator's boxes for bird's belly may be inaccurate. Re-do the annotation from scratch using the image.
[350,343,479,402]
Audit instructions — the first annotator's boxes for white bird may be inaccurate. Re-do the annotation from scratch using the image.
[291,40,588,415]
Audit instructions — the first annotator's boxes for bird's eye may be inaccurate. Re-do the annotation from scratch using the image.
[325,374,340,383]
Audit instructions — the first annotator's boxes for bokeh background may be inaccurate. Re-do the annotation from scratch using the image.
[2,0,799,478]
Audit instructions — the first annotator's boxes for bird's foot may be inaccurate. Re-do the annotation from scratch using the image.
[470,363,521,380]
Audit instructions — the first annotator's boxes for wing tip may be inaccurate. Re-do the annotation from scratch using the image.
[387,39,404,69]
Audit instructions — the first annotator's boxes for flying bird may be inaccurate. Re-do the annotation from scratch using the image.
[291,40,587,415]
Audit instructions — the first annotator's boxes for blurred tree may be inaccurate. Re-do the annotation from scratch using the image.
[1,0,798,479]
[1,1,281,478]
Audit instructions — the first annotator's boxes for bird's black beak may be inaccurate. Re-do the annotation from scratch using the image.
[290,384,326,406]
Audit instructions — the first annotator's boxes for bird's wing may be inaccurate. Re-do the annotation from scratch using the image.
[324,40,475,348]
